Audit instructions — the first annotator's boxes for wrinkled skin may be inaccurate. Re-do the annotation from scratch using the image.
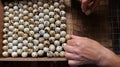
[64,35,120,67]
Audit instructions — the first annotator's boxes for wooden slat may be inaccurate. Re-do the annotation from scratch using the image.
[0,58,67,61]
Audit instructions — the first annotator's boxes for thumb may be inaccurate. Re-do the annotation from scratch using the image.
[71,35,80,39]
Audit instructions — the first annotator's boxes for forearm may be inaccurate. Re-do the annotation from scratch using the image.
[97,48,120,67]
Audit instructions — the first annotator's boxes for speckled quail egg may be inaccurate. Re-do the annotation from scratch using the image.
[62,43,67,48]
[31,52,38,57]
[33,46,39,52]
[49,12,55,17]
[43,47,49,53]
[44,21,50,27]
[21,52,28,58]
[60,31,66,37]
[59,37,66,43]
[34,15,39,21]
[17,49,23,55]
[54,8,60,13]
[4,17,9,22]
[49,45,55,52]
[39,30,45,36]
[55,20,61,26]
[39,18,44,24]
[60,51,65,57]
[61,16,66,23]
[3,28,9,33]
[3,34,8,39]
[22,46,28,52]
[13,22,19,28]
[53,51,59,57]
[12,34,18,39]
[12,46,18,51]
[43,9,49,15]
[54,40,60,46]
[44,15,50,21]
[54,2,59,8]
[8,37,13,42]
[50,24,56,30]
[13,16,19,22]
[28,13,34,18]
[43,3,49,8]
[4,6,9,11]
[8,14,14,19]
[18,31,24,36]
[65,34,71,40]
[45,27,50,32]
[54,14,60,20]
[38,50,44,56]
[28,1,33,6]
[47,51,53,57]
[49,18,55,23]
[23,16,29,21]
[2,46,8,51]
[39,37,45,43]
[11,52,18,57]
[18,25,24,31]
[17,37,23,43]
[38,7,44,12]
[56,46,63,52]
[27,37,33,42]
[37,1,43,6]
[43,33,50,39]
[8,31,13,36]
[12,40,18,45]
[28,43,33,48]
[23,5,28,9]
[49,37,55,43]
[8,43,13,48]
[44,40,50,46]
[50,30,56,37]
[8,26,14,31]
[38,43,44,50]
[39,13,44,18]
[24,28,29,33]
[55,34,61,39]
[33,39,39,45]
[55,27,61,33]
[60,24,66,30]
[49,5,54,11]
[8,49,13,54]
[39,24,44,29]
[27,49,33,55]
[59,4,65,9]
[29,31,35,36]
[8,8,14,13]
[60,10,66,16]
[33,4,38,9]
[18,43,23,49]
[2,51,9,57]
[23,40,28,46]
[34,27,39,33]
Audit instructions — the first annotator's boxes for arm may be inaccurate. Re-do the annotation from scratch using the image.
[64,35,120,67]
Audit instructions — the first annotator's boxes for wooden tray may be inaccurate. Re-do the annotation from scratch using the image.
[0,0,112,61]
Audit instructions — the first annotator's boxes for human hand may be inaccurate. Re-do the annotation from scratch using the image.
[79,0,100,15]
[64,35,119,66]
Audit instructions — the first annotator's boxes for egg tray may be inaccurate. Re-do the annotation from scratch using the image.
[0,0,72,59]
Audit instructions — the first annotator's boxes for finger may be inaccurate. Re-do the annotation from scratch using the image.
[68,60,80,65]
[71,35,80,39]
[64,45,76,53]
[65,52,80,60]
[67,40,74,46]
[81,0,89,12]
